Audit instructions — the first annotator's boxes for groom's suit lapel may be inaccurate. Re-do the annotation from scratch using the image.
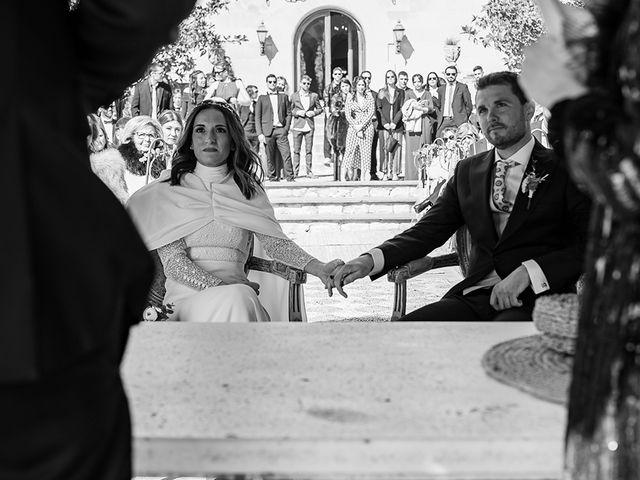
[497,140,555,245]
[468,148,500,246]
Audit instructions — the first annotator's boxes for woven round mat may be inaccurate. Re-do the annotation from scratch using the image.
[482,334,573,405]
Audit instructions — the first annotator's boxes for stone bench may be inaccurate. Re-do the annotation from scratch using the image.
[123,322,565,479]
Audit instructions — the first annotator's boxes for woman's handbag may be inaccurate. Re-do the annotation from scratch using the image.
[386,135,399,154]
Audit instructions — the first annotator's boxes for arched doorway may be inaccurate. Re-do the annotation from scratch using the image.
[294,9,365,94]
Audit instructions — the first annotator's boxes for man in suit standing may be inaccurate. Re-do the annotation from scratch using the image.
[131,62,173,119]
[436,65,473,138]
[255,74,294,182]
[331,72,591,322]
[238,84,259,152]
[290,75,323,178]
[1,0,194,478]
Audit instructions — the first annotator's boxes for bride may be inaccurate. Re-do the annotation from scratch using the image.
[128,101,343,322]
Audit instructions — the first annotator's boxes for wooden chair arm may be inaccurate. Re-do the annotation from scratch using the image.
[247,256,307,284]
[387,252,460,322]
[386,252,459,283]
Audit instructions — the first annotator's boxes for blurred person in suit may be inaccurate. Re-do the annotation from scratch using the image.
[0,1,195,479]
[131,62,173,119]
[238,84,260,152]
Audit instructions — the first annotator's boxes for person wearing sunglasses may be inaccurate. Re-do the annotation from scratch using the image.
[290,75,323,178]
[402,73,436,180]
[436,65,473,139]
[426,71,443,142]
[255,74,295,181]
[118,116,164,194]
[204,61,251,107]
[360,70,381,180]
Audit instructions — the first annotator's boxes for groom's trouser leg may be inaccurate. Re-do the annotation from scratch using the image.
[399,289,533,321]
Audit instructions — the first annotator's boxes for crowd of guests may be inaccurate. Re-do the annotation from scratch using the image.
[88,61,506,194]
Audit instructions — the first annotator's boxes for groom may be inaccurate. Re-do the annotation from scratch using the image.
[331,72,591,321]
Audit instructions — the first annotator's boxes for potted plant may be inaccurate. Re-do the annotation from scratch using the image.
[444,37,461,64]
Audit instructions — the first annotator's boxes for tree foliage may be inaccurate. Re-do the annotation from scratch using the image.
[69,0,247,82]
[153,0,247,82]
[462,0,584,71]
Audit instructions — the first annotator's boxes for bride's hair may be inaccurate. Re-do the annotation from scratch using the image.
[169,101,264,199]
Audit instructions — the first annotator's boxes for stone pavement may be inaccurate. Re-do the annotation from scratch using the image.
[288,230,463,323]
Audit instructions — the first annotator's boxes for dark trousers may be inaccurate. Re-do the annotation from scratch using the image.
[292,129,314,176]
[370,129,379,177]
[265,127,294,180]
[246,133,259,154]
[323,114,332,159]
[399,288,533,321]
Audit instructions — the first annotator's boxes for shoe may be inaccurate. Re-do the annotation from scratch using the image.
[308,173,318,179]
[370,174,380,181]
[392,174,399,181]
[269,178,280,182]
[382,174,389,181]
[286,178,296,182]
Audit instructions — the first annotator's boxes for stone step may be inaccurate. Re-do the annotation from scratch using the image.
[273,197,416,217]
[279,214,415,236]
[265,181,421,200]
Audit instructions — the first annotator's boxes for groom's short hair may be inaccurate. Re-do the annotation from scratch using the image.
[477,71,528,105]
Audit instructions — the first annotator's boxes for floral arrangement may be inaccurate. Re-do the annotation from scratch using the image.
[142,303,175,322]
[521,169,549,209]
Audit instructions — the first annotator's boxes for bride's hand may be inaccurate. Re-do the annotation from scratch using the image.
[305,259,346,298]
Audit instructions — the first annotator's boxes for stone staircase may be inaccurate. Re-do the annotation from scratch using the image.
[265,180,422,236]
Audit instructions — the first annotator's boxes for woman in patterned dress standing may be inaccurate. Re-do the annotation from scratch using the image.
[343,76,376,181]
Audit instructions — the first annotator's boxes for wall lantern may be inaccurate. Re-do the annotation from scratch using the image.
[256,22,268,55]
[393,20,405,54]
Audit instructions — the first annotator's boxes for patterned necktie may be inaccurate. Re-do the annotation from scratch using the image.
[492,159,516,213]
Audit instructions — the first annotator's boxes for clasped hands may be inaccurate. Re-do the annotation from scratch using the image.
[318,256,532,312]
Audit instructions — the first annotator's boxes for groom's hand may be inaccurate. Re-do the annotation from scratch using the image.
[332,254,374,298]
[490,265,531,311]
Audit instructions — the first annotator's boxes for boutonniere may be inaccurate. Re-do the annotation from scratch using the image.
[142,303,175,322]
[521,169,549,210]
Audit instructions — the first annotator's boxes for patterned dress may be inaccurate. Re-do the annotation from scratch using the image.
[343,92,376,178]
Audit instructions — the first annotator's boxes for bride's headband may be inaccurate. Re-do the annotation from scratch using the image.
[201,99,240,119]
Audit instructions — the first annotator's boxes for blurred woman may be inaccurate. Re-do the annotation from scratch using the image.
[87,114,129,204]
[158,109,184,169]
[328,79,351,177]
[426,71,442,142]
[181,70,207,118]
[204,62,250,107]
[343,76,375,181]
[402,73,436,180]
[119,116,164,194]
[127,101,343,322]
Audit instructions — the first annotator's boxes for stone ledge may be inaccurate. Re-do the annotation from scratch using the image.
[271,196,417,205]
[276,213,415,223]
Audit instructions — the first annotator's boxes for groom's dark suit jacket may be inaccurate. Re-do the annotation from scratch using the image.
[372,140,592,304]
